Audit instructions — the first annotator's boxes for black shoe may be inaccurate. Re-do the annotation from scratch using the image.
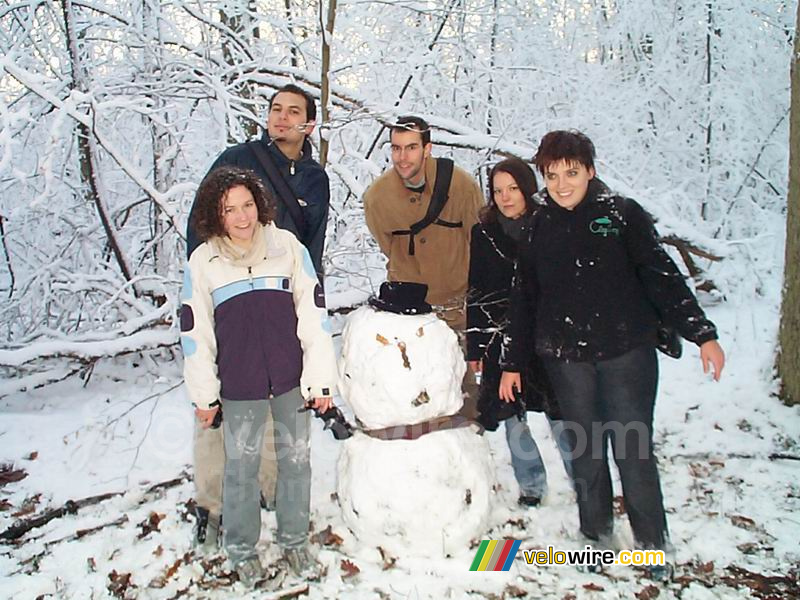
[518,494,542,507]
[647,563,674,582]
[194,505,221,551]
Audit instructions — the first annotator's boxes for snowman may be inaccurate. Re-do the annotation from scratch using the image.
[336,282,495,558]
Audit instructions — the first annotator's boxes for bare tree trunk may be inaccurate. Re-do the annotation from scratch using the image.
[142,0,171,276]
[319,0,337,168]
[702,0,713,220]
[220,0,260,139]
[60,0,135,286]
[777,4,800,406]
[285,0,299,68]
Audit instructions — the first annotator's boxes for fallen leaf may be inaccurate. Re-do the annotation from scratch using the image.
[87,557,96,572]
[311,524,344,547]
[376,334,390,346]
[411,390,430,407]
[0,464,27,487]
[714,423,723,431]
[465,489,472,505]
[378,546,397,571]
[635,584,660,599]
[0,499,11,511]
[694,560,714,574]
[12,493,42,518]
[416,327,424,337]
[107,570,136,598]
[504,584,527,598]
[612,495,626,515]
[397,341,411,369]
[152,545,164,557]
[164,557,183,579]
[137,512,166,539]
[583,582,604,591]
[341,559,360,579]
[730,515,757,531]
[25,452,38,461]
[562,594,577,600]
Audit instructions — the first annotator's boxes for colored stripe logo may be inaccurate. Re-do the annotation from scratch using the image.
[469,540,521,571]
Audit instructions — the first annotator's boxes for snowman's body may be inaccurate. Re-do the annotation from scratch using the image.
[337,306,494,557]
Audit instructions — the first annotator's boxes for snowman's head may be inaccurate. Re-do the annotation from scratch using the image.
[339,306,465,429]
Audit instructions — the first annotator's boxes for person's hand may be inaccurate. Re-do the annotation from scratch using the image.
[499,371,521,403]
[700,340,725,381]
[468,360,483,374]
[312,396,333,413]
[195,406,219,429]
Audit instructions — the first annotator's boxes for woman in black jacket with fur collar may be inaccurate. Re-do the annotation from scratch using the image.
[500,131,725,576]
[467,157,571,508]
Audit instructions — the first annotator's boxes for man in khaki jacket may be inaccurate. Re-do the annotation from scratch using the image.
[363,115,483,416]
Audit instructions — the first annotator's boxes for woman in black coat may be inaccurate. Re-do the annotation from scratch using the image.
[500,131,725,578]
[467,157,571,507]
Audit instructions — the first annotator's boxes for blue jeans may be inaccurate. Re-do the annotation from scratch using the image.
[544,345,668,549]
[221,387,310,564]
[504,414,574,498]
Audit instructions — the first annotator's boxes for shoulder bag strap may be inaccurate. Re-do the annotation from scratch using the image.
[390,158,456,256]
[249,141,306,236]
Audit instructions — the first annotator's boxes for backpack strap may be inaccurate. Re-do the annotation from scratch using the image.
[249,141,306,238]
[390,158,458,255]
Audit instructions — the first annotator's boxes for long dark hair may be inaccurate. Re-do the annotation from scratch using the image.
[479,157,539,224]
[190,166,275,242]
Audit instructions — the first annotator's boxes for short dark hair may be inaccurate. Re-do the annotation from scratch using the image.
[190,166,275,242]
[480,157,539,224]
[391,115,431,146]
[269,84,317,122]
[533,130,596,175]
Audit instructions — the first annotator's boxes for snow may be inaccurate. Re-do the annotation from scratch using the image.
[337,429,494,558]
[338,307,465,429]
[1,298,798,599]
[336,307,493,558]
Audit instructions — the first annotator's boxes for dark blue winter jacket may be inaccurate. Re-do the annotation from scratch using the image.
[186,133,330,277]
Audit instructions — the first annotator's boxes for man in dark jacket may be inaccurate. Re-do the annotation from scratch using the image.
[185,84,330,550]
[187,84,329,276]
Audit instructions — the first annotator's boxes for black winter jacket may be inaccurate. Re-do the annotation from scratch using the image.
[467,220,558,431]
[187,133,330,276]
[502,179,718,368]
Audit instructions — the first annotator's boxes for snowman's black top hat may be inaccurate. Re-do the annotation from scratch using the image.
[368,281,432,315]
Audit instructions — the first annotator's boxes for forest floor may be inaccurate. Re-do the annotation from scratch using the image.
[1,300,798,599]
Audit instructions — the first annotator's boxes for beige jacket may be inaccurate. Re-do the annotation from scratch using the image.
[363,157,483,306]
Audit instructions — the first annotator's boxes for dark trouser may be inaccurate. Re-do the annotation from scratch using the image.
[434,299,479,420]
[544,345,668,549]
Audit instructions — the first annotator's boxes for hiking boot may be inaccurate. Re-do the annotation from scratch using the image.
[518,494,542,508]
[647,562,674,582]
[282,545,323,581]
[234,557,266,588]
[193,505,221,552]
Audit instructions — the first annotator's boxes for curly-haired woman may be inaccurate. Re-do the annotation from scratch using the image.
[180,166,336,586]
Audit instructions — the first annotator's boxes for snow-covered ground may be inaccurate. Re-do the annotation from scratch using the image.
[0,298,798,599]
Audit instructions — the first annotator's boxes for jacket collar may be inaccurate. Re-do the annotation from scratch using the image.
[259,131,312,165]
